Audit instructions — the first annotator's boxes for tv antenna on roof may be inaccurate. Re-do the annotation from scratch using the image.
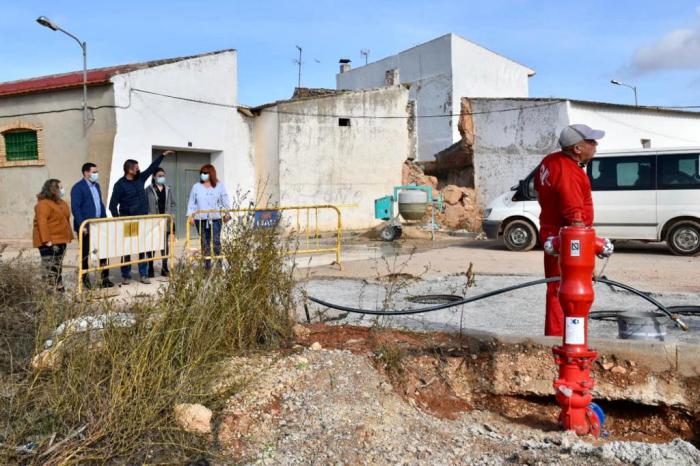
[294,45,303,88]
[360,49,370,65]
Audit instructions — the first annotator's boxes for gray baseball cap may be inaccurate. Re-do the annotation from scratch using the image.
[559,124,605,148]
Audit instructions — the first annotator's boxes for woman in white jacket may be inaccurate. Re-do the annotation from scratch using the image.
[186,164,230,269]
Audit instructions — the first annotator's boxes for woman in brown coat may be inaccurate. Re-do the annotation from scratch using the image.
[33,179,73,291]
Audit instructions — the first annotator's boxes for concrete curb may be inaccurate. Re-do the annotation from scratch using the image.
[452,330,700,377]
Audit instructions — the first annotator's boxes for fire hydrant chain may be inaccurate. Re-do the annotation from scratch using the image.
[594,255,610,284]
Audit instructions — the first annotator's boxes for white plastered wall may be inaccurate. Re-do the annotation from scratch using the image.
[568,102,700,150]
[337,34,534,162]
[470,99,569,208]
[265,87,410,230]
[253,109,280,206]
[109,50,254,208]
[336,35,455,161]
[450,34,533,146]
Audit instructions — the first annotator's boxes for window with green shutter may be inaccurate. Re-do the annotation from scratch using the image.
[4,130,39,161]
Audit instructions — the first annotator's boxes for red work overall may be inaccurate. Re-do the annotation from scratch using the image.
[534,151,594,336]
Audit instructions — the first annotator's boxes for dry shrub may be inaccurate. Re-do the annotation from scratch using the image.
[0,251,45,376]
[0,213,295,464]
[375,344,406,378]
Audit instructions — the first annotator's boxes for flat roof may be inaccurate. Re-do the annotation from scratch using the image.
[468,97,700,117]
[337,33,535,77]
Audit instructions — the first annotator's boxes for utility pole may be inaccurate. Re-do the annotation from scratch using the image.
[361,49,370,65]
[295,45,303,88]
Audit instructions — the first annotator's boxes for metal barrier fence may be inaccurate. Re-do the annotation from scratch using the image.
[78,214,175,292]
[185,205,343,268]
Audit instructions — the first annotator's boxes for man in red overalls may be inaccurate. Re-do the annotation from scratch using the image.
[534,124,605,336]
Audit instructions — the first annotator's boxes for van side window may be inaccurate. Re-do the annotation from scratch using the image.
[588,156,655,191]
[658,154,700,190]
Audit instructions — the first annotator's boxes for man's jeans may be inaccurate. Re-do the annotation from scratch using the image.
[121,253,149,279]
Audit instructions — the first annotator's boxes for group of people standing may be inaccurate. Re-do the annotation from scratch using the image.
[32,150,230,291]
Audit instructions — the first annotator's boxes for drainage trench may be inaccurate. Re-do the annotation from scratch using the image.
[297,323,700,446]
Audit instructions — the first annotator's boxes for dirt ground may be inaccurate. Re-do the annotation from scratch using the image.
[3,234,699,464]
[302,236,700,294]
[211,324,700,465]
[2,233,697,294]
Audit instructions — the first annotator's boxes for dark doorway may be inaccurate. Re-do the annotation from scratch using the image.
[152,149,211,238]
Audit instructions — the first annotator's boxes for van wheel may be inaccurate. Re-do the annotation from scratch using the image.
[667,221,700,256]
[503,220,537,252]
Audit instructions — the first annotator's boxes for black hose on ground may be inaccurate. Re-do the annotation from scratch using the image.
[308,276,558,316]
[667,305,700,315]
[596,278,689,331]
[591,306,700,321]
[306,276,692,330]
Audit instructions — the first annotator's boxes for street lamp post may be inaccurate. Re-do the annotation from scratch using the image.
[610,79,638,107]
[36,16,89,128]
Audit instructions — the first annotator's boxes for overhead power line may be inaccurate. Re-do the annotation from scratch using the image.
[2,86,698,120]
[129,88,563,119]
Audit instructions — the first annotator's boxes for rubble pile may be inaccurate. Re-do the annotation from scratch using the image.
[402,161,481,231]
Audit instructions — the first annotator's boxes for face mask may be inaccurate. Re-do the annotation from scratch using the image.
[89,172,99,183]
[200,173,210,182]
[135,169,141,177]
[59,188,65,198]
[156,176,166,185]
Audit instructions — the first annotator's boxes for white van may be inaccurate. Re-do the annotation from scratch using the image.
[482,147,700,256]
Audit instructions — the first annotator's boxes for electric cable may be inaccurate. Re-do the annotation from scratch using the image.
[129,87,563,119]
[0,89,133,119]
[0,89,561,120]
[306,276,690,330]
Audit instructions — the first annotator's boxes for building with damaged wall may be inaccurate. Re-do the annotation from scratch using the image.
[252,86,411,230]
[0,46,411,239]
[465,97,700,210]
[336,33,534,162]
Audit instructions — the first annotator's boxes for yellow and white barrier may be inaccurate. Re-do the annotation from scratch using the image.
[77,214,174,292]
[186,205,343,269]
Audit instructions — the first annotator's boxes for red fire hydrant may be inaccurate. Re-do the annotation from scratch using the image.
[544,226,613,436]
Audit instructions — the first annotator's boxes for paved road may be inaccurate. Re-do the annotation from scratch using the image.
[302,274,700,344]
[305,236,700,294]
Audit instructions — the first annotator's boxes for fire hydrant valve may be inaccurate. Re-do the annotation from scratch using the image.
[550,226,610,437]
[596,237,614,258]
[544,236,559,256]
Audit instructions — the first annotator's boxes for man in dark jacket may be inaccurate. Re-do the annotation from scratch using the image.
[70,162,115,289]
[109,150,174,284]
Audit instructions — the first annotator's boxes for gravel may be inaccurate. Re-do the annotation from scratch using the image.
[216,348,700,465]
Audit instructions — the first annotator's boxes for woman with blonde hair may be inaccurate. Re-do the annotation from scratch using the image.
[33,179,73,291]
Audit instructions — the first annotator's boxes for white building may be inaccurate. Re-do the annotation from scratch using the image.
[336,33,535,161]
[467,97,700,208]
[0,49,254,239]
[252,86,410,230]
[108,50,255,234]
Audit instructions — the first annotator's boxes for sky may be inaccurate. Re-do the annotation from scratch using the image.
[1,0,700,108]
